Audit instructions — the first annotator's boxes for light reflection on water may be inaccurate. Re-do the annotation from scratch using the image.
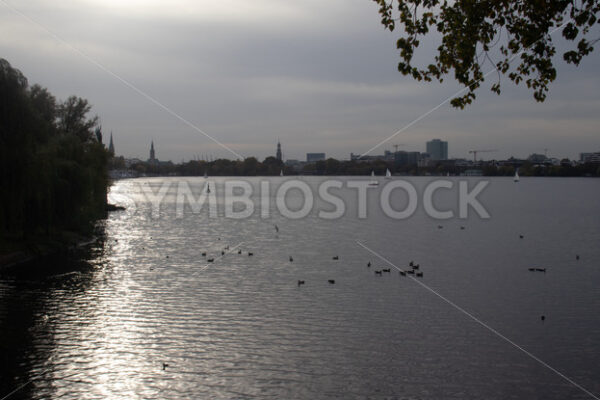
[1,176,600,399]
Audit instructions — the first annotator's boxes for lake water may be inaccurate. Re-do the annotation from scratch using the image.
[1,176,599,399]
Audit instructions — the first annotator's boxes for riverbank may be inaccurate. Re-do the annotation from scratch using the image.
[0,231,95,271]
[0,204,124,271]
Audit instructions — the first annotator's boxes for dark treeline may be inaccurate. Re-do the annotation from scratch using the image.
[482,162,600,177]
[116,157,401,176]
[116,156,600,177]
[0,59,109,243]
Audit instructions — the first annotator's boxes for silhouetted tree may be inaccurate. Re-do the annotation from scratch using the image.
[0,58,110,240]
[374,0,600,107]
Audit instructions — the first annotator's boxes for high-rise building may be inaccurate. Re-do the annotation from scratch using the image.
[306,153,326,163]
[276,141,282,161]
[108,132,115,155]
[426,139,448,160]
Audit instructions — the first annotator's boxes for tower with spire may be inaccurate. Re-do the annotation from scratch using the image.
[108,132,115,155]
[149,141,156,163]
[276,140,282,162]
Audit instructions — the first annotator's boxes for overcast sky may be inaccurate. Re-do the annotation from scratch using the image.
[1,0,599,162]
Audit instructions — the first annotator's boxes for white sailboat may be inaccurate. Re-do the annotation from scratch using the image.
[368,170,379,186]
[385,168,392,179]
[280,169,284,177]
[514,169,520,182]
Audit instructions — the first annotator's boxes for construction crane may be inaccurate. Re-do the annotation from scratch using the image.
[393,144,405,153]
[468,149,498,162]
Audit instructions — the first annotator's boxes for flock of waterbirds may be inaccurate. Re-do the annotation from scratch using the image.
[157,227,582,371]
[183,228,582,291]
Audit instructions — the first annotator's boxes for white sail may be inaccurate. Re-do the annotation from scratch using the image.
[369,170,379,185]
[385,168,392,179]
[280,169,283,177]
[514,170,520,182]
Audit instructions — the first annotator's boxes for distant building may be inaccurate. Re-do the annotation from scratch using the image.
[108,132,115,155]
[285,159,304,172]
[276,141,282,162]
[498,157,525,168]
[426,139,448,160]
[527,153,547,164]
[394,151,420,166]
[463,169,483,176]
[350,152,390,162]
[383,150,395,161]
[149,141,157,164]
[125,158,144,168]
[306,153,325,162]
[580,152,600,163]
[453,158,471,167]
[418,152,431,167]
[580,152,593,162]
[547,157,561,166]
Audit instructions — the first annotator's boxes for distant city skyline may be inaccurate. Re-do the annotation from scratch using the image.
[3,1,598,163]
[109,135,592,164]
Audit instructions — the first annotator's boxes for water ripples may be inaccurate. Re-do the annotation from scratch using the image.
[1,177,600,399]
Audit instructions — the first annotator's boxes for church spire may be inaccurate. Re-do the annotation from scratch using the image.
[276,140,282,161]
[149,140,156,162]
[108,131,115,155]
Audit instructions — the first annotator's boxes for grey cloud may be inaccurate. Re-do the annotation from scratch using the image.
[1,0,598,161]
